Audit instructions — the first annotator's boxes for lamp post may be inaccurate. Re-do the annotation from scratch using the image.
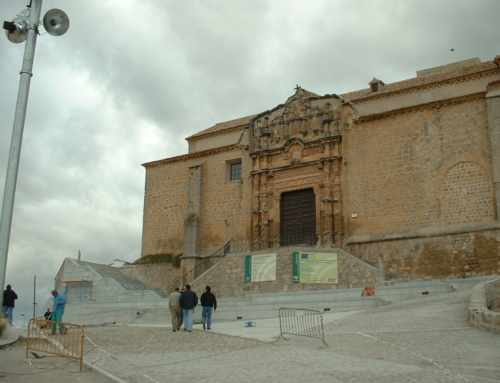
[0,1,69,291]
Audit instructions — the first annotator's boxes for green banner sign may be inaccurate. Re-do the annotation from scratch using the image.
[292,252,338,283]
[244,253,277,282]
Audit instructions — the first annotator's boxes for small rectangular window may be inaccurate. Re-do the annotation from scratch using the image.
[230,162,242,180]
[423,122,429,136]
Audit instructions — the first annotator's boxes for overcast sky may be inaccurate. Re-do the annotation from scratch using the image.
[0,0,498,326]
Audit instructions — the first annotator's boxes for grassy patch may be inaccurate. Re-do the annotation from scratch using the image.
[134,253,182,267]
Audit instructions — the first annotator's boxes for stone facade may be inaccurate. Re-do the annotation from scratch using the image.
[142,146,253,259]
[142,56,500,293]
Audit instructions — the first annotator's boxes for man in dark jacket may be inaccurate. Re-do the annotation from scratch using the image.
[179,285,198,332]
[2,284,18,325]
[200,286,217,330]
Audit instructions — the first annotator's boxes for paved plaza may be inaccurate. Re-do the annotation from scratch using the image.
[82,287,499,383]
[1,287,499,383]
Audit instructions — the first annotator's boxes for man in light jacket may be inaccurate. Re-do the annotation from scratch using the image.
[51,290,67,335]
[168,287,182,332]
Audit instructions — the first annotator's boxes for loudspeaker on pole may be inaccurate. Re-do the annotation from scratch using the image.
[42,9,70,37]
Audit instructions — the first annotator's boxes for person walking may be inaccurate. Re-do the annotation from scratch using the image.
[2,285,18,325]
[179,287,185,327]
[200,286,217,330]
[179,285,198,332]
[168,287,182,332]
[50,290,67,335]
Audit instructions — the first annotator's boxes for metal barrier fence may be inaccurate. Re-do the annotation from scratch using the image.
[278,308,329,348]
[26,318,86,372]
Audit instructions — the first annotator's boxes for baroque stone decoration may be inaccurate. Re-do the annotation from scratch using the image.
[248,87,347,250]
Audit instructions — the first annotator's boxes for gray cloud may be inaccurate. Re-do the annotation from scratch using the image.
[0,0,498,324]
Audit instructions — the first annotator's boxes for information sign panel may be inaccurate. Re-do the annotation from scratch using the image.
[244,253,277,282]
[292,252,338,283]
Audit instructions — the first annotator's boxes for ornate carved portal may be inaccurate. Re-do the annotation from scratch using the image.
[251,157,343,250]
[250,86,345,251]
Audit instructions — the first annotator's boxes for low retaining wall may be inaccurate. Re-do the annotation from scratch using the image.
[468,279,500,333]
[58,299,167,326]
[214,280,457,321]
[485,279,500,311]
[47,278,499,327]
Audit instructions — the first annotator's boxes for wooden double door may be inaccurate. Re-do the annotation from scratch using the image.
[280,188,317,246]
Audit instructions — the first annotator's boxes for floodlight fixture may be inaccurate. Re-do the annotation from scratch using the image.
[3,9,30,43]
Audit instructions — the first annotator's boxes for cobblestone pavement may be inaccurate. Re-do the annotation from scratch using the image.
[82,288,500,383]
[0,338,112,383]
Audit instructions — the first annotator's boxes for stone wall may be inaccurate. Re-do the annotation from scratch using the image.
[189,247,385,299]
[486,85,500,220]
[59,300,166,326]
[131,262,181,295]
[346,226,500,280]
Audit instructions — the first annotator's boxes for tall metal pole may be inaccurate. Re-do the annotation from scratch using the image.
[33,274,37,319]
[0,0,43,291]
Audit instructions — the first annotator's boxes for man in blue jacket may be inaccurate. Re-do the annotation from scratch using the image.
[179,285,198,332]
[51,290,67,335]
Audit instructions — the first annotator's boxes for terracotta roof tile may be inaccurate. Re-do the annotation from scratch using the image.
[341,60,497,102]
[187,114,258,140]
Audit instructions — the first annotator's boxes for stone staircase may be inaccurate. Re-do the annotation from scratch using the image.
[131,306,171,326]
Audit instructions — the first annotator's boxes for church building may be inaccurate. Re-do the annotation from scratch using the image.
[141,56,500,292]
